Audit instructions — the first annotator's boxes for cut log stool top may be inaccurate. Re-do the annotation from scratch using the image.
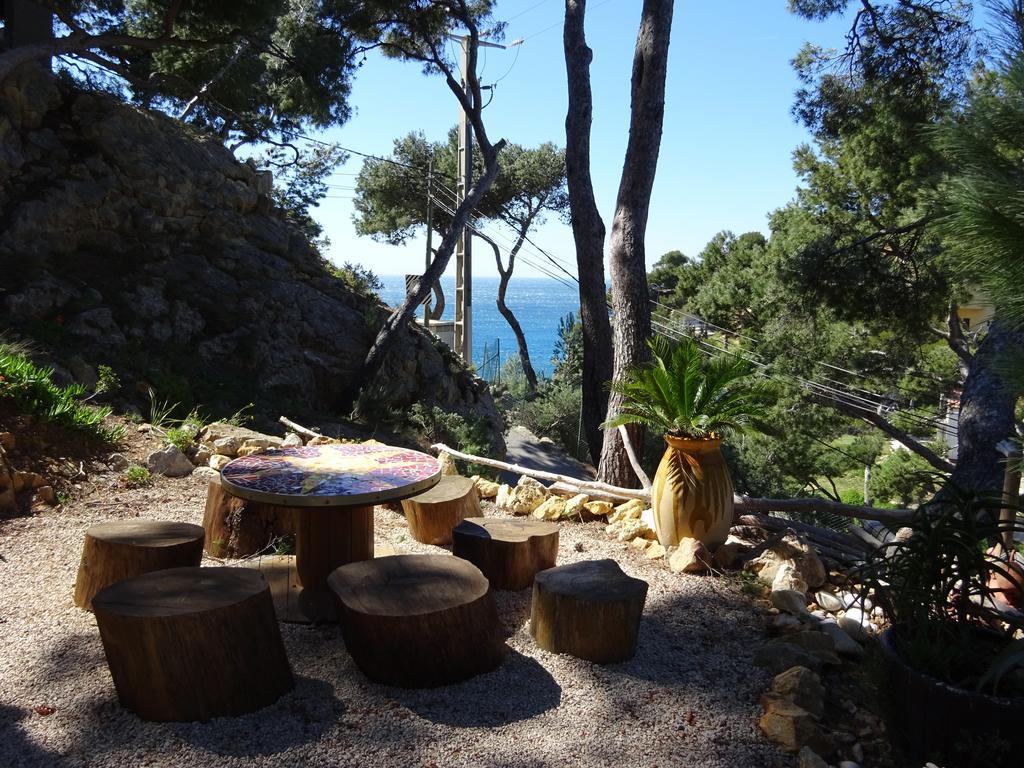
[328,554,506,687]
[74,520,205,611]
[92,567,293,722]
[530,559,648,664]
[452,517,559,590]
[401,475,481,545]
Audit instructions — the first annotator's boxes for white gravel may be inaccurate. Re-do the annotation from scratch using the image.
[0,474,788,767]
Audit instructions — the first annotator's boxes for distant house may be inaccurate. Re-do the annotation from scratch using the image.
[958,288,994,332]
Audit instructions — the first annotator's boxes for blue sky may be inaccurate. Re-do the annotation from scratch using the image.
[309,1,856,278]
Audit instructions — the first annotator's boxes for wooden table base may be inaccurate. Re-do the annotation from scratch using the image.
[294,505,374,589]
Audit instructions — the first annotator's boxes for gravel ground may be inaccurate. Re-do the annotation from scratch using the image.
[0,471,788,768]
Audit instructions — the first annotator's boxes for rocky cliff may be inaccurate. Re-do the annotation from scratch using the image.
[0,67,502,450]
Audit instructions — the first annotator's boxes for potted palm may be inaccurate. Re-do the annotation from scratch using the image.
[858,491,1024,766]
[603,336,772,549]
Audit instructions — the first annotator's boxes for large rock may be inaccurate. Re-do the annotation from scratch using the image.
[668,538,712,574]
[754,640,824,675]
[759,696,833,754]
[0,68,505,455]
[746,531,827,589]
[496,476,546,515]
[147,445,194,477]
[816,618,865,659]
[532,496,566,521]
[770,666,825,718]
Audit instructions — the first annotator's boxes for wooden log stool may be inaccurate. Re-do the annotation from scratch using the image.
[92,566,293,722]
[530,559,648,664]
[400,475,481,545]
[452,517,559,590]
[73,520,205,611]
[328,554,506,687]
[202,475,296,558]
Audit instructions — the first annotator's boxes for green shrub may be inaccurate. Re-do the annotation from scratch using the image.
[326,261,384,299]
[407,404,493,476]
[124,465,152,487]
[869,449,944,506]
[511,381,586,461]
[0,344,123,443]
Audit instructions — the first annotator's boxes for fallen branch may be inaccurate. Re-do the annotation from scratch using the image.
[432,443,649,501]
[548,481,638,504]
[734,496,912,525]
[737,513,870,556]
[618,425,652,490]
[738,514,865,565]
[278,416,323,441]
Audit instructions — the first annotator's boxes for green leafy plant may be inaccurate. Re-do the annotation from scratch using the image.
[0,343,123,443]
[407,404,494,477]
[603,336,774,439]
[123,465,152,487]
[857,490,1024,696]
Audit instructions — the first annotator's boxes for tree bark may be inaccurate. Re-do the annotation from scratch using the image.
[564,0,614,464]
[936,319,1024,502]
[597,0,674,486]
[476,232,538,392]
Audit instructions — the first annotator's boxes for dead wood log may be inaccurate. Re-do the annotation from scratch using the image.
[73,520,204,610]
[328,555,506,687]
[530,559,647,663]
[92,567,293,721]
[401,475,481,545]
[452,517,559,590]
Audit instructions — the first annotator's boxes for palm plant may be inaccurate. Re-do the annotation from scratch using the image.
[603,335,773,439]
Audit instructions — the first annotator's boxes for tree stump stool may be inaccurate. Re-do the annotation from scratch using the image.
[452,517,559,590]
[328,554,506,687]
[202,476,296,558]
[92,567,293,722]
[73,520,205,611]
[400,475,481,545]
[530,559,648,663]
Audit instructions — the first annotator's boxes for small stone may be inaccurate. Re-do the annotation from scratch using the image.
[747,532,827,588]
[669,537,711,573]
[771,666,825,718]
[759,696,833,753]
[148,446,194,477]
[193,444,213,466]
[837,608,872,643]
[838,762,861,768]
[851,742,864,762]
[14,471,44,491]
[282,432,303,447]
[437,452,459,476]
[193,466,219,480]
[815,590,844,613]
[798,747,828,768]
[755,644,818,679]
[615,518,652,543]
[771,588,811,618]
[35,485,56,504]
[0,432,15,451]
[779,631,841,665]
[609,497,645,523]
[235,445,265,457]
[213,436,242,457]
[645,542,667,560]
[768,613,803,634]
[240,436,282,452]
[533,496,566,521]
[208,454,230,471]
[473,476,501,499]
[713,541,740,569]
[817,618,865,658]
[583,500,613,519]
[560,493,590,519]
[630,537,651,551]
[107,452,129,471]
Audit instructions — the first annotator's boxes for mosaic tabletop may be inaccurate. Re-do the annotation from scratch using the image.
[220,443,441,507]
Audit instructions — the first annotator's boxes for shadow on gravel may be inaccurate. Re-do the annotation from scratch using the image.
[492,588,533,639]
[181,674,344,757]
[389,649,560,727]
[0,704,69,767]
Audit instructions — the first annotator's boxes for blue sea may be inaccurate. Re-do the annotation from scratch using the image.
[377,275,579,378]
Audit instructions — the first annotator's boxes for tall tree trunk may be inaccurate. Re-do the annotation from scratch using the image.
[597,0,674,487]
[564,0,613,465]
[477,232,538,393]
[935,319,1024,503]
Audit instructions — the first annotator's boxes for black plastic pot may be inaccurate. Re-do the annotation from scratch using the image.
[879,626,1024,766]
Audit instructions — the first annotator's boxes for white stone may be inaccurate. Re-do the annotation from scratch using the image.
[147,446,194,478]
[209,454,230,471]
[814,590,844,613]
[817,618,865,658]
[213,436,242,457]
[282,432,303,447]
[771,589,811,618]
[837,608,872,643]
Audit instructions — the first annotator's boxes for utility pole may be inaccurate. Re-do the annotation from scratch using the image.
[449,33,511,363]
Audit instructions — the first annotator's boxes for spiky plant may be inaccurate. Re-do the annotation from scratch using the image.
[603,336,774,439]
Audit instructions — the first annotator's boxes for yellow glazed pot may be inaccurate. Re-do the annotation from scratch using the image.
[650,435,733,548]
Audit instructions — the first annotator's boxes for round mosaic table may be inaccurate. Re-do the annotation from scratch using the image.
[221,443,440,618]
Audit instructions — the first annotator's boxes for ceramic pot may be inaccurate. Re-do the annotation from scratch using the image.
[879,626,1024,765]
[650,435,733,548]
